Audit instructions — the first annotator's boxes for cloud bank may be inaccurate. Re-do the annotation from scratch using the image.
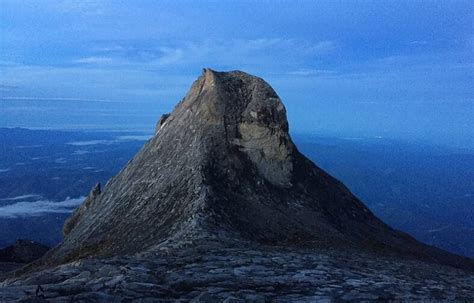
[0,196,85,218]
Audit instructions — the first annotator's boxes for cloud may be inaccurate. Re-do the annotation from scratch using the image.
[155,47,185,65]
[0,96,115,103]
[69,38,337,70]
[0,84,19,91]
[72,150,90,155]
[148,39,337,68]
[0,63,193,102]
[74,57,117,64]
[410,40,429,45]
[55,0,107,16]
[66,140,112,146]
[305,40,337,55]
[15,145,43,149]
[288,69,338,77]
[0,61,20,67]
[115,135,151,141]
[67,135,151,146]
[0,196,85,218]
[0,194,42,202]
[0,38,338,106]
[93,45,127,52]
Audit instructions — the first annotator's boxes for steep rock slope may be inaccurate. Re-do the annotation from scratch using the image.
[45,69,472,270]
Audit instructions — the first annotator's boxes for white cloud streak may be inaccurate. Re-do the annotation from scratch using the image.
[55,0,107,16]
[0,196,85,218]
[74,57,117,64]
[0,97,115,103]
[67,135,151,146]
[0,194,42,201]
[72,38,337,70]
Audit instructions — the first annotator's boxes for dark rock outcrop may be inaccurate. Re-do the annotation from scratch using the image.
[63,183,101,237]
[0,240,49,264]
[155,113,170,134]
[41,69,473,271]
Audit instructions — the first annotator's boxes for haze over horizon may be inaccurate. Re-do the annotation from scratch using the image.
[1,1,473,149]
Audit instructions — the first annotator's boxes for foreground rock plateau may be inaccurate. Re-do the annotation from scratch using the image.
[1,69,473,301]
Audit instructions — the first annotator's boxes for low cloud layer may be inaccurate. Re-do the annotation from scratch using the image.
[0,194,42,201]
[0,196,85,218]
[67,135,151,146]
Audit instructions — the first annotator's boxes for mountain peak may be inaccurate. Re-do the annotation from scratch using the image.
[42,69,473,271]
[175,68,287,128]
[161,68,293,186]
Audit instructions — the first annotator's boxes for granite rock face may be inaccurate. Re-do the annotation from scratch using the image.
[1,69,473,301]
[63,183,101,237]
[42,69,473,270]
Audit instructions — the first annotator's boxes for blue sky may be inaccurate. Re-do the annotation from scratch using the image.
[0,1,473,148]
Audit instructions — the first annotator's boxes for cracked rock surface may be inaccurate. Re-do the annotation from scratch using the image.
[1,245,473,302]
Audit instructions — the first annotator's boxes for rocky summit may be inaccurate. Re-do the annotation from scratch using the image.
[1,69,473,301]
